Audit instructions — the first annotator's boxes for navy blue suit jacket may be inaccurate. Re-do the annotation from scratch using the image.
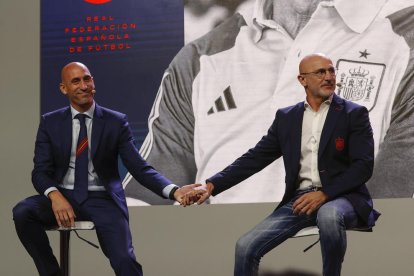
[32,103,172,219]
[209,94,379,226]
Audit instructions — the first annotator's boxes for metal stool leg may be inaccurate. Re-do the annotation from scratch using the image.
[60,230,70,276]
[45,222,96,275]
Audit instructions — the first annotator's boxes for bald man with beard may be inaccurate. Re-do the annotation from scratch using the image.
[185,54,380,276]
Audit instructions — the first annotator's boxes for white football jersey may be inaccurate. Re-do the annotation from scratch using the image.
[124,0,414,204]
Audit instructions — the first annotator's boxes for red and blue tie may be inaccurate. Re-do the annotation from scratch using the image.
[74,114,89,204]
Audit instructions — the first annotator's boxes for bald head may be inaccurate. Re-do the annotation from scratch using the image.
[61,62,90,84]
[299,53,332,74]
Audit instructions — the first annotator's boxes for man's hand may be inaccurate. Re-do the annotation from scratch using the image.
[181,182,214,207]
[173,184,202,203]
[292,191,328,216]
[48,190,76,228]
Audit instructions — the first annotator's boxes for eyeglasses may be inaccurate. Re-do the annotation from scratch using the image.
[300,67,336,78]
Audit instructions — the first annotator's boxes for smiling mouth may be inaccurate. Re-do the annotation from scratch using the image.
[77,91,92,95]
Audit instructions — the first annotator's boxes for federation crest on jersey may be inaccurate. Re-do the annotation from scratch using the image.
[336,59,385,111]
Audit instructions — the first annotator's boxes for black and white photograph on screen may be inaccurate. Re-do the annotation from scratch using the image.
[123,0,414,206]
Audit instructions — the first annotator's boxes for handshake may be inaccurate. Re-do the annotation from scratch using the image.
[173,182,215,206]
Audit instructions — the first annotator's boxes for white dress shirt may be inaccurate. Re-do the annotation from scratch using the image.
[297,97,331,190]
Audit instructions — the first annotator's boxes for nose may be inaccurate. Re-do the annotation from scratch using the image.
[79,80,88,90]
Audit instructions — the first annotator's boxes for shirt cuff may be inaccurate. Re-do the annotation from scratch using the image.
[162,184,178,199]
[44,187,58,197]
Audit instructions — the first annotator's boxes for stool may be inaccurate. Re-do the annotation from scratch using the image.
[292,225,373,238]
[46,221,96,276]
[293,226,319,237]
[291,225,372,252]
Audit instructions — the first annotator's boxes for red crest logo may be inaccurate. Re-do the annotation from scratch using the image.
[84,0,112,4]
[335,137,345,151]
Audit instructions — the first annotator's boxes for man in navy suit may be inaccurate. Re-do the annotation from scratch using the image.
[12,62,197,276]
[184,54,380,276]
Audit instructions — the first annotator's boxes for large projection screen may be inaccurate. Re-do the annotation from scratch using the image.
[41,0,414,207]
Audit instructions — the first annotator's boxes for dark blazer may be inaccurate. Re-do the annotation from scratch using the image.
[209,94,379,226]
[31,103,172,219]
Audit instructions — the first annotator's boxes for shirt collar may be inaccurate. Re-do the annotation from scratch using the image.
[334,0,386,33]
[304,93,333,111]
[251,0,385,42]
[70,101,95,119]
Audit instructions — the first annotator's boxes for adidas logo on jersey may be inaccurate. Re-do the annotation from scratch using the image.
[207,86,237,115]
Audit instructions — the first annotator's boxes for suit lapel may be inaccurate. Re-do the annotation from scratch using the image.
[291,103,305,176]
[91,104,105,160]
[62,107,73,166]
[319,94,344,159]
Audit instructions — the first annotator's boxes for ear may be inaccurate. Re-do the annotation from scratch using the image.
[297,74,307,88]
[59,83,67,95]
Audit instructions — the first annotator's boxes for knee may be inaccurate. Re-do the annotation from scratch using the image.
[316,205,345,232]
[12,200,31,225]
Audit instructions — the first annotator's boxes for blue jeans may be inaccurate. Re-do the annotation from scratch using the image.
[234,189,360,276]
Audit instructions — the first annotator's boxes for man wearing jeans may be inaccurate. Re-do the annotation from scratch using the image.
[185,54,380,275]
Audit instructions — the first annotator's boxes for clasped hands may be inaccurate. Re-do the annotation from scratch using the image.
[175,182,214,207]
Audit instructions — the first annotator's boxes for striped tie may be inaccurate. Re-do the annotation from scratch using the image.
[74,113,89,204]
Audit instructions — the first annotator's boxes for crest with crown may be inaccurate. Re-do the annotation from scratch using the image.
[349,67,369,78]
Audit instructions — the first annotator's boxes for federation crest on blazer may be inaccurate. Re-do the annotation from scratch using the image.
[335,137,345,151]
